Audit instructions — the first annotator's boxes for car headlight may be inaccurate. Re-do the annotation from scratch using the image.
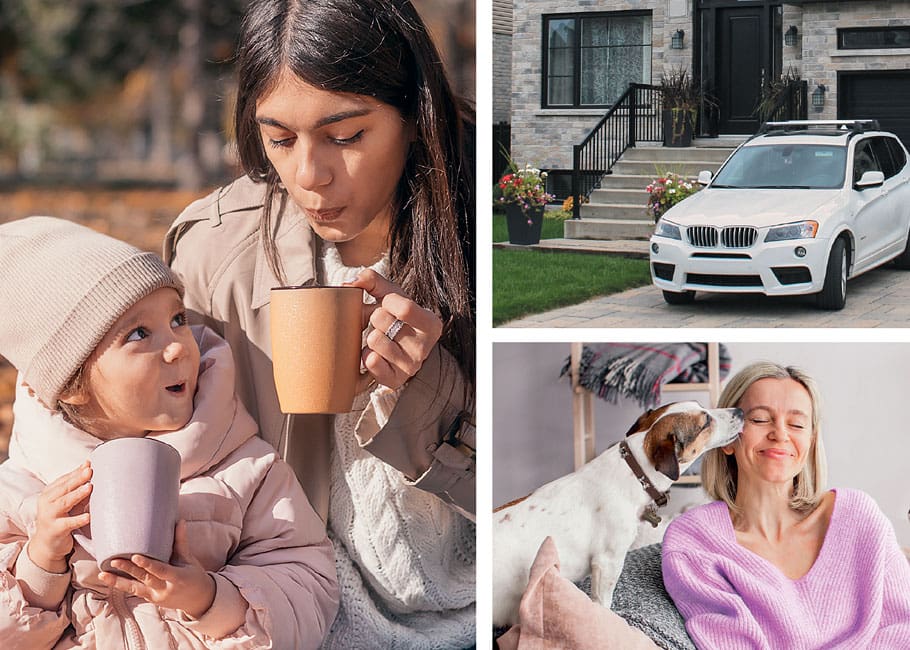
[764,220,819,242]
[654,220,682,240]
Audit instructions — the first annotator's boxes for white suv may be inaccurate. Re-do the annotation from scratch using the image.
[649,120,910,309]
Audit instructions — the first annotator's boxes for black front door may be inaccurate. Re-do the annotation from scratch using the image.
[716,7,766,134]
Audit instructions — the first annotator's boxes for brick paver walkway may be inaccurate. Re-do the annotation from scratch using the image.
[503,265,910,328]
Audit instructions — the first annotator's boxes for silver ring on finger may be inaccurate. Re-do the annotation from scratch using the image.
[384,318,405,342]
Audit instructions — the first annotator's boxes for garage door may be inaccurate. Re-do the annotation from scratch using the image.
[839,72,910,147]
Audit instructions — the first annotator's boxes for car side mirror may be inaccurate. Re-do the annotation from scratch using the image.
[697,170,713,185]
[855,170,885,189]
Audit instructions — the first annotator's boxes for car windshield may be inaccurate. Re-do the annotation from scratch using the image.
[711,144,847,189]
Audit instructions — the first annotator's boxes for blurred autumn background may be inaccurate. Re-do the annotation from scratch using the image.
[0,0,475,460]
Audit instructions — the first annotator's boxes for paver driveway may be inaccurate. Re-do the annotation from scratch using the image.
[503,265,910,328]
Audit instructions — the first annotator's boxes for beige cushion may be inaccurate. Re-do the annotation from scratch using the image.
[497,537,659,650]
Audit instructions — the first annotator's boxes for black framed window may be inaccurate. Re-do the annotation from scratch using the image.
[838,27,910,50]
[543,12,652,108]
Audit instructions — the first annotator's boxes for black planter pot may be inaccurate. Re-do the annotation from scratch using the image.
[504,203,544,245]
[662,107,695,147]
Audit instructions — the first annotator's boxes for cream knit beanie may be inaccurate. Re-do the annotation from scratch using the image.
[0,216,183,407]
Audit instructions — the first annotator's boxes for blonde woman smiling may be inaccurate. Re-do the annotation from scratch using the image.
[662,362,910,649]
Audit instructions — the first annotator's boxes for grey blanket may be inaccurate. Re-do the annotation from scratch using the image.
[560,343,731,408]
[580,543,696,650]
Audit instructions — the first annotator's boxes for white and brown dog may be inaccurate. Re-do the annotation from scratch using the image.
[492,401,743,627]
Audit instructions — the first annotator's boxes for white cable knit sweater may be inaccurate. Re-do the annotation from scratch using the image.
[319,244,476,650]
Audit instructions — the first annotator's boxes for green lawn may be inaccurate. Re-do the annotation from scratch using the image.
[491,210,652,325]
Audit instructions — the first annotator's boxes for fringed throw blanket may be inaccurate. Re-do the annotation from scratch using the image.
[560,343,731,408]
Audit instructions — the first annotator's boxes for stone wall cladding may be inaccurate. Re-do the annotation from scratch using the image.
[782,4,804,76]
[493,32,512,124]
[799,0,910,120]
[493,0,513,125]
[511,1,692,169]
[511,1,910,167]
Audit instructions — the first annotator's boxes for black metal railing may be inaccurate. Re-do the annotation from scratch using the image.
[764,80,808,123]
[571,83,663,219]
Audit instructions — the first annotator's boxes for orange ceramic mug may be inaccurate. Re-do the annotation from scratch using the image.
[270,285,363,413]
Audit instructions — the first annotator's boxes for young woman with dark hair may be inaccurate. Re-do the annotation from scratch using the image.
[165,0,475,646]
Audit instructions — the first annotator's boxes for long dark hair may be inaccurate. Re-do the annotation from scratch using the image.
[234,0,474,381]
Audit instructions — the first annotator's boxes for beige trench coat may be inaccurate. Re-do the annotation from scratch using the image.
[164,176,475,522]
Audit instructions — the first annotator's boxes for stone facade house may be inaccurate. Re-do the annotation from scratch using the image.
[509,0,910,198]
[493,0,513,179]
[493,0,513,126]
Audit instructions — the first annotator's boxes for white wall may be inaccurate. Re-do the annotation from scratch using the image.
[493,341,910,547]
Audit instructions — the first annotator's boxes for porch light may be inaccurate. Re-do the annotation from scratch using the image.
[671,30,685,50]
[812,84,827,112]
[785,25,799,47]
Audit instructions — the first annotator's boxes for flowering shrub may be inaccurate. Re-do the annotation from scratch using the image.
[498,163,555,223]
[646,173,702,221]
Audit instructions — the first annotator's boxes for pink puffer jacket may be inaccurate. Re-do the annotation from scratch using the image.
[0,327,339,649]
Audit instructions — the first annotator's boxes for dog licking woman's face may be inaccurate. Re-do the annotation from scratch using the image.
[60,288,201,440]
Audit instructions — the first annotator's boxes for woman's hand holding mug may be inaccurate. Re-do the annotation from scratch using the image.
[348,269,443,390]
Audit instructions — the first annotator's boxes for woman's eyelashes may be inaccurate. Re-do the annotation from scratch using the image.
[266,129,365,149]
[268,136,294,149]
[747,415,806,432]
[330,129,364,145]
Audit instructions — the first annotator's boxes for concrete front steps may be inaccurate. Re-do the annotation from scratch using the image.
[564,139,743,242]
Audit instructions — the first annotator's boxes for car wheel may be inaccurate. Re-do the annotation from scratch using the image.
[815,238,847,310]
[892,226,910,269]
[662,290,696,305]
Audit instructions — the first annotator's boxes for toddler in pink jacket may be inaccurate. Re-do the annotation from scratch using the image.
[0,216,339,649]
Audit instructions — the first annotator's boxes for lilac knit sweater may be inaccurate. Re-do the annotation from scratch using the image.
[662,488,910,650]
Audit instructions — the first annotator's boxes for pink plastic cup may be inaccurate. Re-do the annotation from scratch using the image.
[89,437,181,574]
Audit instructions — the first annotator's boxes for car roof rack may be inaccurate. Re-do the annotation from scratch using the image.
[757,119,881,136]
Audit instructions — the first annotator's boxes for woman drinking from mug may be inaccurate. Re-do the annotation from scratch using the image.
[164,0,475,647]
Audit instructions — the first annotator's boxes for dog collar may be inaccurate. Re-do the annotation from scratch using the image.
[619,440,669,528]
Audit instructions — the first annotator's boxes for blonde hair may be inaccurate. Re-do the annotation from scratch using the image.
[702,361,827,516]
[56,365,97,433]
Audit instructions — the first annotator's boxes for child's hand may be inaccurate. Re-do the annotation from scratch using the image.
[29,461,93,573]
[98,520,215,619]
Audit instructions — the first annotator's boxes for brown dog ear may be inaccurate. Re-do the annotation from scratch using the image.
[624,404,675,437]
[651,437,681,480]
[624,409,654,437]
